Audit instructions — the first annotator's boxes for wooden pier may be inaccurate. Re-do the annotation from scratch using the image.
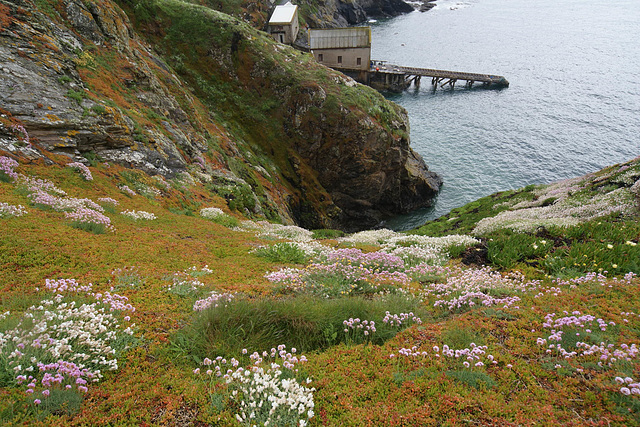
[368,61,509,92]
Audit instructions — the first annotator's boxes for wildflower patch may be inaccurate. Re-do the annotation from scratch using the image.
[0,279,136,413]
[193,345,314,426]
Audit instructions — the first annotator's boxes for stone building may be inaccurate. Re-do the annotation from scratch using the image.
[309,27,371,72]
[268,2,299,44]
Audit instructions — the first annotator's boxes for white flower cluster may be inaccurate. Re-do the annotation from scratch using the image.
[192,291,235,311]
[165,266,213,296]
[121,210,156,220]
[167,278,204,294]
[338,229,479,266]
[613,169,640,186]
[98,197,119,206]
[615,376,640,396]
[474,167,638,235]
[230,364,315,427]
[194,346,314,426]
[186,265,214,277]
[338,228,398,246]
[289,241,332,257]
[391,343,496,369]
[383,234,480,250]
[0,201,28,218]
[17,175,66,196]
[421,265,539,310]
[340,228,479,249]
[66,162,93,181]
[474,187,636,235]
[200,207,225,220]
[118,185,136,196]
[0,293,134,383]
[252,241,330,259]
[382,245,447,266]
[241,220,314,242]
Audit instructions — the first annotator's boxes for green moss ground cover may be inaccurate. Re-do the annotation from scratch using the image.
[1,152,639,425]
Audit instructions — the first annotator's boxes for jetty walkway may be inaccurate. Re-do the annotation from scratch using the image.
[369,61,509,91]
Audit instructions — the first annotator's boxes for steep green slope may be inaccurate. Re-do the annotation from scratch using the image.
[413,156,640,276]
[121,0,441,230]
[1,0,440,231]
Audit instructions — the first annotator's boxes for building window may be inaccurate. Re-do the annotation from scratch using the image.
[318,53,323,62]
[279,34,284,43]
[356,57,361,66]
[337,56,342,64]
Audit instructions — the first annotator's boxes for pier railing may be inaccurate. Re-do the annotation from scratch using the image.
[370,61,509,90]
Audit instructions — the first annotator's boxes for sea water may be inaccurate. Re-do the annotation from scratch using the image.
[371,0,640,230]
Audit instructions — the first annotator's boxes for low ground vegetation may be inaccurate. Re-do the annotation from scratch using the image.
[1,153,639,425]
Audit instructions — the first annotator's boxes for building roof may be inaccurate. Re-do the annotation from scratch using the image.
[269,2,298,25]
[309,27,371,50]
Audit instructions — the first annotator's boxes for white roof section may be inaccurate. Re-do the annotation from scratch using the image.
[269,2,298,25]
[309,27,371,49]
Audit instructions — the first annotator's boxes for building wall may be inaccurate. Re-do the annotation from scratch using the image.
[313,47,370,71]
[290,12,299,42]
[268,11,299,44]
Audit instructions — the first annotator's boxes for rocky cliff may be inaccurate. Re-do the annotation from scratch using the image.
[175,0,416,30]
[297,0,414,28]
[0,0,440,231]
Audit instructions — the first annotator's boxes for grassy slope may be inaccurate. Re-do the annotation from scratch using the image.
[0,152,640,425]
[1,150,639,426]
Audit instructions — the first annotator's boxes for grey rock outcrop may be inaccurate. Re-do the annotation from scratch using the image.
[0,0,205,177]
[283,80,440,230]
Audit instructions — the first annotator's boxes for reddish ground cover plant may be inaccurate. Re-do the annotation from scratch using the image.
[1,154,639,425]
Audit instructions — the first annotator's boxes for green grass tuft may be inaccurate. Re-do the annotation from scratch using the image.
[252,242,309,264]
[70,221,106,234]
[445,370,496,389]
[173,293,428,360]
[312,229,345,240]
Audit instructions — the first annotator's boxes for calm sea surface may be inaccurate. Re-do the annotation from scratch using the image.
[371,0,640,230]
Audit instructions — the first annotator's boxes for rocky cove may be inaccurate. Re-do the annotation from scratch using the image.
[0,0,440,232]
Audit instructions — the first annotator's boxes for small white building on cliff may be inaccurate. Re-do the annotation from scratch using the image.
[268,2,299,44]
[309,27,371,71]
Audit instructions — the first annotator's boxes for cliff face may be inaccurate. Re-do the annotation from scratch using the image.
[0,0,440,231]
[298,0,414,28]
[173,0,416,30]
